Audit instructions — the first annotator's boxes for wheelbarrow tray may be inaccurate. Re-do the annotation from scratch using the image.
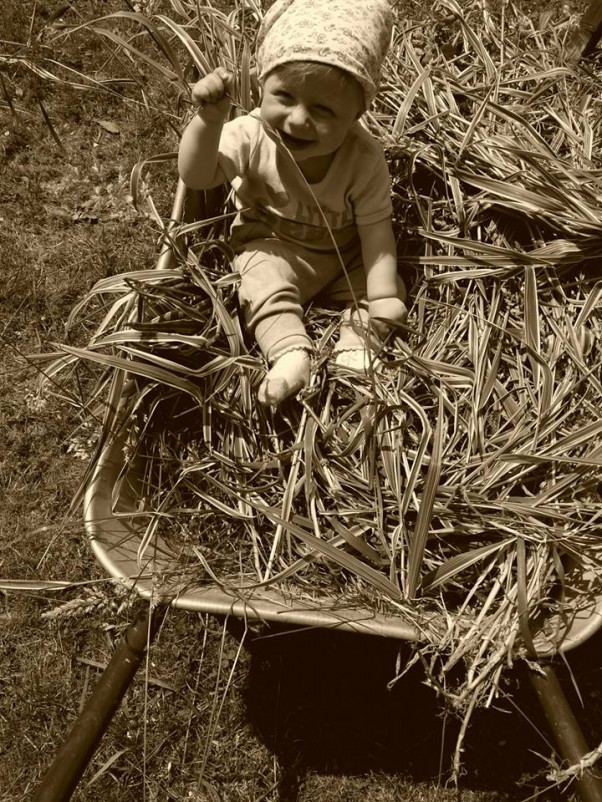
[84,436,602,656]
[84,436,422,641]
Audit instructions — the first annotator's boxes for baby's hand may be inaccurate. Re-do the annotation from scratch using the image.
[369,297,407,338]
[190,67,233,122]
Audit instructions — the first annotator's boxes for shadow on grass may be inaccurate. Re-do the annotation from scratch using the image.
[238,623,602,802]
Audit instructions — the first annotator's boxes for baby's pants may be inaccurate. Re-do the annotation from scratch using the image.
[235,237,367,362]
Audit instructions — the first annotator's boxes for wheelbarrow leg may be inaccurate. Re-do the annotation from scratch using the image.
[529,662,602,802]
[32,604,167,802]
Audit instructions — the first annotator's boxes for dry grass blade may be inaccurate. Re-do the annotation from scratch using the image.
[422,540,513,592]
[261,509,404,601]
[86,22,180,82]
[58,345,206,403]
[0,579,82,591]
[84,749,129,789]
[407,391,446,599]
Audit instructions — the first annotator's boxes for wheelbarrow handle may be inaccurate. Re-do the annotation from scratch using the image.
[530,663,602,802]
[32,606,166,802]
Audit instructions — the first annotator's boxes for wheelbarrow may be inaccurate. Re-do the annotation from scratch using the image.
[31,7,602,794]
[29,170,602,802]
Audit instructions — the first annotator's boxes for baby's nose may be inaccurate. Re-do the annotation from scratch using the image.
[288,104,311,128]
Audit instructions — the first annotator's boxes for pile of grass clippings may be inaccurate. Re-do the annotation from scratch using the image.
[34,0,602,779]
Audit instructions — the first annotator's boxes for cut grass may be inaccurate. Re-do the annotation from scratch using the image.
[1,0,601,800]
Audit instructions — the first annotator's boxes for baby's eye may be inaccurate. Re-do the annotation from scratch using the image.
[313,104,335,117]
[274,90,294,102]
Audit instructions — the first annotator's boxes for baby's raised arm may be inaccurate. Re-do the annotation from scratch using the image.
[178,67,233,190]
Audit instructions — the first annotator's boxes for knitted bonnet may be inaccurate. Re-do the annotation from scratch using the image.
[255,0,393,108]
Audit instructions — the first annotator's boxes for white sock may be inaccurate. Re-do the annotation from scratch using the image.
[258,349,311,407]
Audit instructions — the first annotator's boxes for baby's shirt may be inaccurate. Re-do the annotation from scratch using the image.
[215,110,392,252]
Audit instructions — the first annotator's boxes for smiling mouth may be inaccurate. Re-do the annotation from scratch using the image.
[278,130,315,149]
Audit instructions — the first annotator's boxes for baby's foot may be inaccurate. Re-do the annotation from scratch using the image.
[333,348,383,373]
[258,349,311,407]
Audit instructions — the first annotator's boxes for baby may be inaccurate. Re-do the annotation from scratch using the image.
[178,0,407,406]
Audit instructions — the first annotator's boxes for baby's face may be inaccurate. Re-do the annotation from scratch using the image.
[260,67,364,163]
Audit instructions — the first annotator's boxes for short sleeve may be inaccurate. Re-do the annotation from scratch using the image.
[350,145,393,226]
[214,115,255,185]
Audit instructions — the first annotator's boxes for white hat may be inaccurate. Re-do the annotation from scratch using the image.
[256,0,393,107]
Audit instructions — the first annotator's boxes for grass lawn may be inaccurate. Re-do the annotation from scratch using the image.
[1,1,601,800]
